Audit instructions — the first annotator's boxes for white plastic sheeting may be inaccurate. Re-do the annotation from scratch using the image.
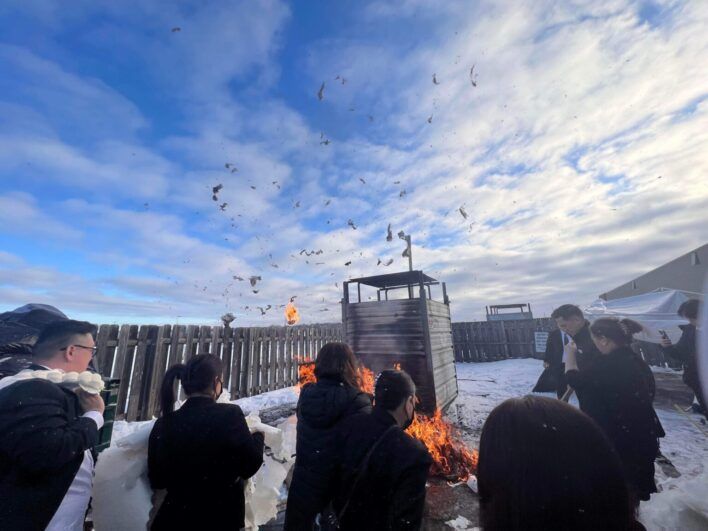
[92,409,297,531]
[584,290,692,344]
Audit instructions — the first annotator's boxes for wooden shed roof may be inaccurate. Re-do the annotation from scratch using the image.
[347,270,438,289]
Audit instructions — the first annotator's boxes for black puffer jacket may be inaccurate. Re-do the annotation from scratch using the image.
[285,377,372,529]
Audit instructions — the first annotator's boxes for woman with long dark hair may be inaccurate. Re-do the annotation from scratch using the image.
[565,318,664,504]
[478,396,642,531]
[148,354,264,530]
[284,342,372,530]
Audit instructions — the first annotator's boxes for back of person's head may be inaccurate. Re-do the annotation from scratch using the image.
[314,342,359,389]
[590,318,642,347]
[677,299,700,320]
[160,354,223,416]
[374,369,415,411]
[550,304,583,320]
[33,319,97,360]
[478,396,635,531]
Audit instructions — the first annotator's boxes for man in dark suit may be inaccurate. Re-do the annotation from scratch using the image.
[550,304,601,406]
[542,328,571,398]
[0,319,104,531]
[333,370,432,530]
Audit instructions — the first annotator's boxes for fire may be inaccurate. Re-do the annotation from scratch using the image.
[296,362,374,395]
[297,361,316,388]
[285,301,300,325]
[406,409,478,481]
[295,360,477,481]
[393,362,401,371]
[358,366,375,394]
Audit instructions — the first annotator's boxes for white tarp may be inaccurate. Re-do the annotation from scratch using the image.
[91,405,297,531]
[583,290,692,344]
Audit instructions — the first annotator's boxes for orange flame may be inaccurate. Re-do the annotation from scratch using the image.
[393,362,401,371]
[297,360,316,388]
[285,301,300,325]
[358,366,375,394]
[406,409,478,481]
[295,361,477,480]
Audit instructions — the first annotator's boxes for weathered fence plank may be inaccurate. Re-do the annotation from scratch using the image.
[94,322,346,421]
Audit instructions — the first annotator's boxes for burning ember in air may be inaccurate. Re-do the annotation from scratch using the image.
[297,363,477,481]
[285,299,300,325]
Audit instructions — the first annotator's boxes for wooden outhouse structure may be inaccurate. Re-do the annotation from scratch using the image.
[342,271,458,414]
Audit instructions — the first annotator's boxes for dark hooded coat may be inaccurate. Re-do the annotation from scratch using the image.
[284,377,371,530]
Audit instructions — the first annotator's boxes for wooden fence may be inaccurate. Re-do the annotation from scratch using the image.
[94,323,342,422]
[452,318,555,362]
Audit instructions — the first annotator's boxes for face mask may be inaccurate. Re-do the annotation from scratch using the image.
[401,400,415,430]
[214,380,223,401]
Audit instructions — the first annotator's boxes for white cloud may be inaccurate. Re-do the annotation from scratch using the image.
[1,0,706,325]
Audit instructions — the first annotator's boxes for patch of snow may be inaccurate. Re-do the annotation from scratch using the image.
[446,514,478,530]
[233,386,298,416]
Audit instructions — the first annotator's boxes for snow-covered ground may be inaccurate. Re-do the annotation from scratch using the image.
[451,358,708,530]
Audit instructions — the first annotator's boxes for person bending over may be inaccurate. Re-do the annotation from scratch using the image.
[148,354,264,530]
[285,342,372,530]
[565,318,664,504]
[333,370,432,530]
[478,396,644,531]
[0,319,104,531]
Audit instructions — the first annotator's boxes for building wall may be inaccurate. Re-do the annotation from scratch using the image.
[600,243,707,300]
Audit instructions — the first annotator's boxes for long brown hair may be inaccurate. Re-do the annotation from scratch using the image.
[314,342,360,389]
[478,396,636,530]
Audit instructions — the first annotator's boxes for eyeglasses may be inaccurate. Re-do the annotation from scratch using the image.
[60,344,98,358]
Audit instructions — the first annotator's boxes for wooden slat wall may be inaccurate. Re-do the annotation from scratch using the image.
[427,300,458,411]
[451,318,555,362]
[94,323,343,421]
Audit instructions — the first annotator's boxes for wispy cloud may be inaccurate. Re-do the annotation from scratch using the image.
[0,0,706,325]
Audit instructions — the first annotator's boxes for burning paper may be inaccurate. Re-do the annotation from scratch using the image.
[285,301,300,325]
[406,409,478,481]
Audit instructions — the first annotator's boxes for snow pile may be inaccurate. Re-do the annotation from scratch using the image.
[639,462,708,530]
[445,515,478,530]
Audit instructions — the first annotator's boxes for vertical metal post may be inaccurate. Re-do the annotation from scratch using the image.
[406,235,413,272]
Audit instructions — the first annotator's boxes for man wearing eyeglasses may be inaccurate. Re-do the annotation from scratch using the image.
[0,319,105,531]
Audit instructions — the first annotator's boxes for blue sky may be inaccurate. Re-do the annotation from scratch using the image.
[0,0,706,325]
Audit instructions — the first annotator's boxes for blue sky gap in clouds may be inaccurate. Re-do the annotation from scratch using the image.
[0,0,706,325]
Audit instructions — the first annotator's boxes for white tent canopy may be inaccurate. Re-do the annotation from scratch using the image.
[584,289,693,344]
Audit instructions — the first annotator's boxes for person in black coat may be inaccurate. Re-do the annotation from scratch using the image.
[565,318,664,503]
[0,320,104,531]
[333,370,432,531]
[148,354,264,530]
[535,328,570,398]
[551,305,601,406]
[660,299,705,416]
[284,343,372,530]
